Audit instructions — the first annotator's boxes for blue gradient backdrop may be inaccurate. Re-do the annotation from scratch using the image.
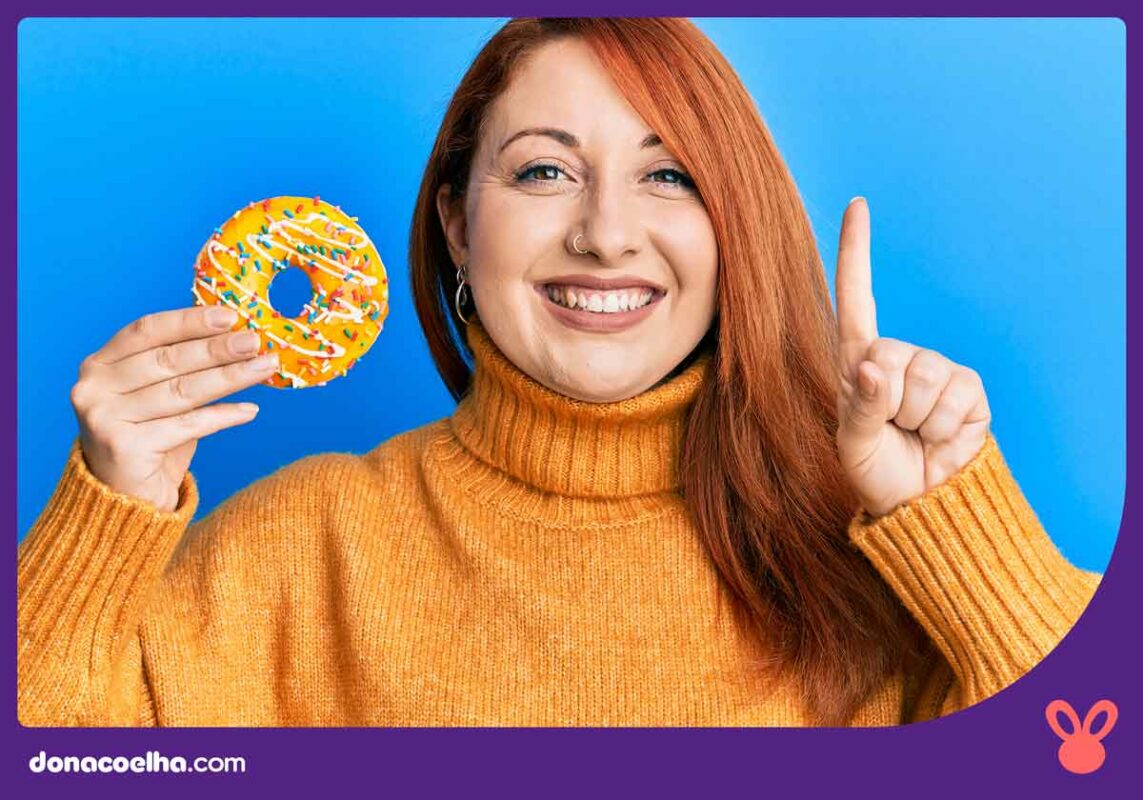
[17,18,1124,571]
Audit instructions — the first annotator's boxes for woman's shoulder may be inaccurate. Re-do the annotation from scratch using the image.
[188,417,451,532]
[170,417,453,572]
[360,416,452,474]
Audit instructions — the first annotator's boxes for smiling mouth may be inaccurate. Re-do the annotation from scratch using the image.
[539,283,666,314]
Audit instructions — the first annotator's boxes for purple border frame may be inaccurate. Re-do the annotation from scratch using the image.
[6,4,1136,797]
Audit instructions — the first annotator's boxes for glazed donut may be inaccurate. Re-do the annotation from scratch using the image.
[191,195,389,389]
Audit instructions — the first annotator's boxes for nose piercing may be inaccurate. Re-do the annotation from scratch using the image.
[573,234,589,255]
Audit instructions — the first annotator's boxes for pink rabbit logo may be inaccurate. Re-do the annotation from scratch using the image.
[1045,699,1118,774]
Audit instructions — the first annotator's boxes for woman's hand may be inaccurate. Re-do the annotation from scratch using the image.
[833,197,992,518]
[70,305,281,513]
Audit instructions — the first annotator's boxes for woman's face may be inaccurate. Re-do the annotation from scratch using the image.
[437,37,719,403]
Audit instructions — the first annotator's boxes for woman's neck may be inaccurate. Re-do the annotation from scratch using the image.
[449,321,713,498]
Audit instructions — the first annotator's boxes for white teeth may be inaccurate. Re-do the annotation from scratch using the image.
[545,285,657,314]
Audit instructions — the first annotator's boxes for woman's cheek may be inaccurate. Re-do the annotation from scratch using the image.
[475,195,566,267]
[656,211,719,298]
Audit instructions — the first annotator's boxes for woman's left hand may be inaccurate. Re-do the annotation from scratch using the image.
[833,197,992,518]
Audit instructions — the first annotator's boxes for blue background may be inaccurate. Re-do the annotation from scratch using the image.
[16,18,1123,572]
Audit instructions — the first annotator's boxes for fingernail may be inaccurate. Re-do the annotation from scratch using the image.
[237,403,259,416]
[848,195,866,206]
[231,332,261,355]
[245,353,278,372]
[208,306,238,329]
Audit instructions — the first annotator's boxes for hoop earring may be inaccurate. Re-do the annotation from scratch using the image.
[454,263,473,326]
[572,233,589,255]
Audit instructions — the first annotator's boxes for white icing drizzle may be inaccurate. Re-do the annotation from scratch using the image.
[195,278,336,389]
[192,202,388,389]
[264,214,378,287]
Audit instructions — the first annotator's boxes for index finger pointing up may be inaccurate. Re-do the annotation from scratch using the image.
[835,196,879,348]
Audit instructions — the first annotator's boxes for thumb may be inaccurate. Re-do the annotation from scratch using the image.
[841,360,890,439]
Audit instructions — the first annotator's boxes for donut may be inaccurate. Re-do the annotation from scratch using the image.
[191,195,389,389]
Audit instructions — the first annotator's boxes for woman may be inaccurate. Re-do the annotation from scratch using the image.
[17,18,1101,727]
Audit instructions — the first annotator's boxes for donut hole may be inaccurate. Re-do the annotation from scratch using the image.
[269,266,317,320]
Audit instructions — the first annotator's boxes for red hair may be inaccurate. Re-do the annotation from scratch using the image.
[409,18,932,726]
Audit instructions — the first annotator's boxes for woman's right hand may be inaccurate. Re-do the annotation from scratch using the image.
[70,305,281,513]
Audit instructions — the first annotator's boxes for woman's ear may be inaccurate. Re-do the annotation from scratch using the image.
[436,184,468,268]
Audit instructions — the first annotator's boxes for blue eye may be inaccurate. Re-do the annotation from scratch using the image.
[513,163,697,192]
[648,168,696,190]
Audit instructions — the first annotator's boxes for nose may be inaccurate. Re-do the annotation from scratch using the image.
[577,172,643,266]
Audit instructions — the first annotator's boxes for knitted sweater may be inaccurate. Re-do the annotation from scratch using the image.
[17,320,1102,727]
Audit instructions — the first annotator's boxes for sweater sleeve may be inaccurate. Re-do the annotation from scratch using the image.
[846,431,1104,721]
[17,438,199,727]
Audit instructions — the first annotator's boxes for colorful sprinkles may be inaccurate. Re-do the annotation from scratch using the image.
[190,196,389,390]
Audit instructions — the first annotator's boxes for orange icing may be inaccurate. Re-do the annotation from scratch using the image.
[191,195,389,389]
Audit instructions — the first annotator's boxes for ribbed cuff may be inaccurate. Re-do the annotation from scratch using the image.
[847,432,1103,707]
[18,439,199,707]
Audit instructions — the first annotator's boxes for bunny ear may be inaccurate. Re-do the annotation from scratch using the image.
[1045,699,1082,741]
[1082,700,1119,741]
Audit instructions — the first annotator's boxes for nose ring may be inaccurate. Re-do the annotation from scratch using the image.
[573,234,589,255]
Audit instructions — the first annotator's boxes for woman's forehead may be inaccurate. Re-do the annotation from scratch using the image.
[482,44,660,160]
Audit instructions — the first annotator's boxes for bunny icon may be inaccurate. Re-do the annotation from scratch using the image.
[1045,699,1118,774]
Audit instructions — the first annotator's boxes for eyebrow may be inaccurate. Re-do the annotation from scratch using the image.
[497,127,662,153]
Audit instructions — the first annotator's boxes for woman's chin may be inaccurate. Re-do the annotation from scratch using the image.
[549,366,654,404]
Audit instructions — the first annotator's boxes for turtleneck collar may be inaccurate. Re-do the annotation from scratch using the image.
[448,320,713,499]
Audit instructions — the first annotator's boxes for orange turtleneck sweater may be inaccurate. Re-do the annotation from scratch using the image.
[17,320,1102,727]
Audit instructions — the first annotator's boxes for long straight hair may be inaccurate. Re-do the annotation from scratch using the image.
[408,17,932,726]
